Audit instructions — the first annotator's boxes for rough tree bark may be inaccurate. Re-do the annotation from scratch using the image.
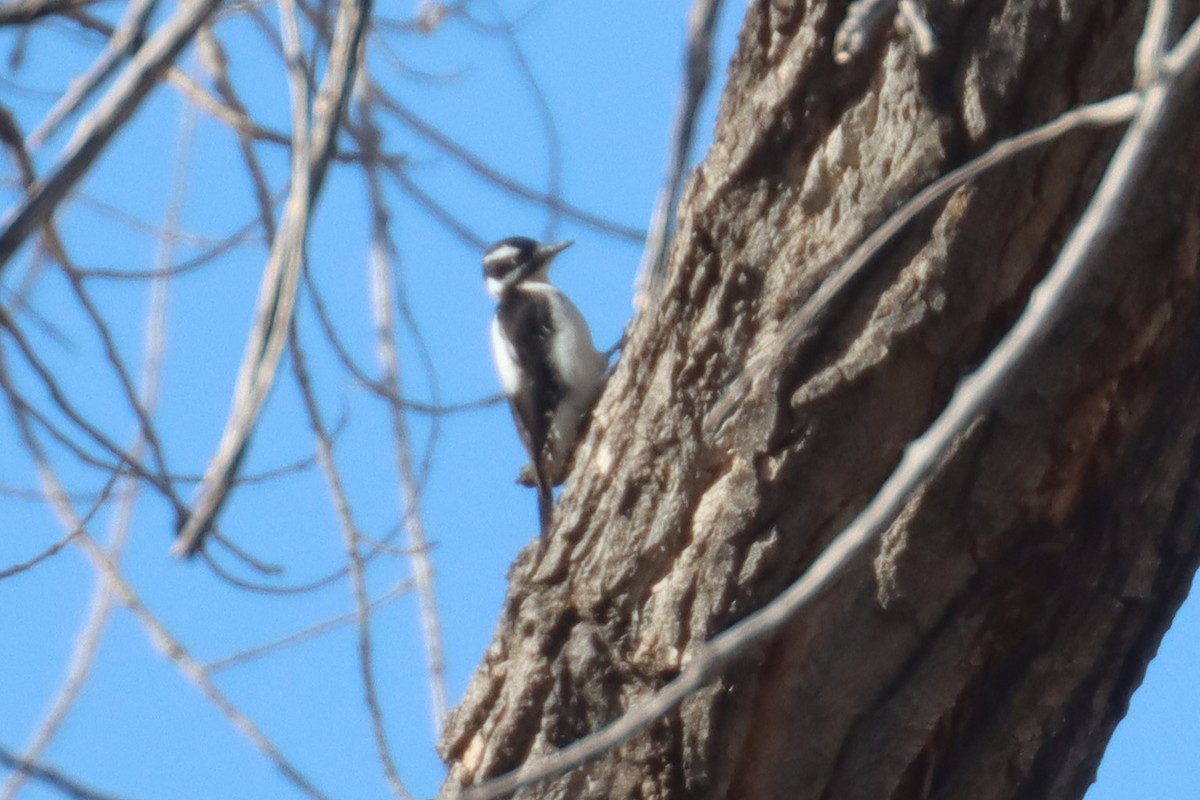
[440,1,1200,798]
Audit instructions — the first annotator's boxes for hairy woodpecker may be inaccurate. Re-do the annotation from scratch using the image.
[484,236,608,533]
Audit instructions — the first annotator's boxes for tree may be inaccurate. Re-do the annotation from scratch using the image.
[439,1,1200,798]
[2,1,1199,799]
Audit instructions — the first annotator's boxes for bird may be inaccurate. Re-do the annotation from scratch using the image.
[483,236,609,534]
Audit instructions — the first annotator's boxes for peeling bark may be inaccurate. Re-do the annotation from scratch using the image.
[440,1,1200,798]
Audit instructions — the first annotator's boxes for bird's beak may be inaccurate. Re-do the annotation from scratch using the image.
[537,240,574,261]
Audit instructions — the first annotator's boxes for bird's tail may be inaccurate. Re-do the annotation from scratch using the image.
[533,456,554,535]
[536,479,554,536]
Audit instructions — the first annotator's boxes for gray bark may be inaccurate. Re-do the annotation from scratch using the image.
[440,0,1200,798]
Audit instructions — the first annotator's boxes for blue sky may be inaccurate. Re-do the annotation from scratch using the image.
[0,2,1196,799]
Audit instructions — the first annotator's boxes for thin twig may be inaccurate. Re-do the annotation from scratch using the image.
[636,0,725,308]
[57,265,174,482]
[197,24,279,241]
[0,0,224,270]
[78,212,265,281]
[303,261,504,415]
[195,519,412,597]
[0,382,132,477]
[204,580,413,673]
[170,11,642,245]
[71,192,252,248]
[290,314,414,800]
[76,537,333,800]
[0,279,71,346]
[26,0,161,148]
[0,472,115,581]
[374,92,645,243]
[0,746,130,800]
[0,494,128,800]
[385,164,489,251]
[482,0,563,239]
[0,309,176,499]
[359,81,449,735]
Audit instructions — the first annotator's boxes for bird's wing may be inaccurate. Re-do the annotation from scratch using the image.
[495,288,564,491]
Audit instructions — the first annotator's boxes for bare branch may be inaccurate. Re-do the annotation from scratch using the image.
[896,1,935,56]
[0,0,224,269]
[833,0,934,64]
[1135,0,1174,87]
[0,0,102,27]
[173,0,374,556]
[833,0,897,64]
[26,0,161,148]
[0,745,130,800]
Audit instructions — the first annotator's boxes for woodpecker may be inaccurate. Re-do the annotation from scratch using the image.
[484,236,608,534]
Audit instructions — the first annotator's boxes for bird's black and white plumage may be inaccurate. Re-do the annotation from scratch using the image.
[484,236,608,534]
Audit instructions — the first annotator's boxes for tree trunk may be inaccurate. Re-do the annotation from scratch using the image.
[439,1,1200,798]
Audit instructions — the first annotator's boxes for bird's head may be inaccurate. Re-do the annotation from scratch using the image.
[483,237,572,298]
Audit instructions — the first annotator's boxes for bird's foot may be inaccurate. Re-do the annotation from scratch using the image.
[516,463,538,487]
